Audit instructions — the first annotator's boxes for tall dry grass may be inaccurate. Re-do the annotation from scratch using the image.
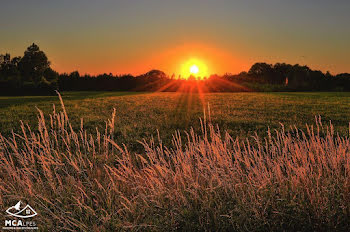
[0,93,349,231]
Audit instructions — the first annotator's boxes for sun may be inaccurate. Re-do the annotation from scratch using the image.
[180,58,208,79]
[190,65,199,74]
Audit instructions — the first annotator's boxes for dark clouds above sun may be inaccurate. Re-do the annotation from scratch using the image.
[1,0,349,75]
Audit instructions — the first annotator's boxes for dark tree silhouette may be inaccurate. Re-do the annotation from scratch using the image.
[0,53,21,89]
[0,43,58,95]
[248,63,276,83]
[248,63,273,76]
[18,43,50,84]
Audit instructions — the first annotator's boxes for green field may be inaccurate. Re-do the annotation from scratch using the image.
[1,91,350,151]
[1,91,350,231]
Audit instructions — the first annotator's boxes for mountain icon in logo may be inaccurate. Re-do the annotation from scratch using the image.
[6,201,37,218]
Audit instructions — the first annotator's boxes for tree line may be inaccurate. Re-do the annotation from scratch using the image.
[0,43,58,95]
[1,43,350,95]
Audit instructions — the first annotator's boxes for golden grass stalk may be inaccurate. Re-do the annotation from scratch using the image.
[0,93,349,231]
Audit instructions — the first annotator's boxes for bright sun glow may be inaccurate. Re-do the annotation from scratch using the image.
[180,58,208,79]
[190,65,199,74]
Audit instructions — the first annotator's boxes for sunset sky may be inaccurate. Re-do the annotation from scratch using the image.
[1,0,349,76]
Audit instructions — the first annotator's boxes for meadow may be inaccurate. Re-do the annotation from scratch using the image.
[1,91,350,152]
[0,92,350,231]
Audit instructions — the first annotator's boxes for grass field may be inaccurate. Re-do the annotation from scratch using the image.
[1,91,350,151]
[1,92,350,231]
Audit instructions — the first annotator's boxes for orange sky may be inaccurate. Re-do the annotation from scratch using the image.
[1,1,349,76]
[46,42,251,77]
[117,43,249,77]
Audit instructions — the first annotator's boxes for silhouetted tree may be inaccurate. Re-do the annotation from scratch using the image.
[0,53,21,89]
[248,63,276,83]
[43,68,59,89]
[142,70,167,79]
[273,63,293,85]
[18,43,50,84]
[69,71,80,79]
[248,63,273,76]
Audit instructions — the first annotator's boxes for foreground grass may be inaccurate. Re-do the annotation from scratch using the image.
[1,91,350,152]
[0,94,349,231]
